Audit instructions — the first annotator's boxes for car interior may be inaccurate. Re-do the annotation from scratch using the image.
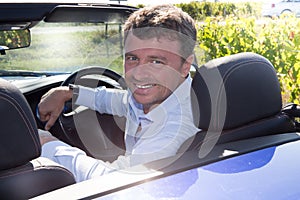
[1,3,300,199]
[0,78,76,199]
[179,51,298,153]
[0,3,136,199]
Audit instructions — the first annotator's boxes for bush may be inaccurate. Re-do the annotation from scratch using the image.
[176,1,261,20]
[197,15,300,104]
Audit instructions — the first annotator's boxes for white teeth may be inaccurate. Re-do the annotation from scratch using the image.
[136,84,154,89]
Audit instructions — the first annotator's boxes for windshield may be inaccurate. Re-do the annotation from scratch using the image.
[0,22,124,75]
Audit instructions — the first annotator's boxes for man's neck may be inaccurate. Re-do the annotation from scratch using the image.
[143,103,159,114]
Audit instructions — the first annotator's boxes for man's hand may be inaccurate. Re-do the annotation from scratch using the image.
[38,86,73,130]
[38,129,58,145]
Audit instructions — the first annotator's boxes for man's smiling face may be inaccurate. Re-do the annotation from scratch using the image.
[124,32,191,113]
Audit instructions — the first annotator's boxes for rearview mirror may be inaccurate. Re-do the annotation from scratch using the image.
[0,29,30,53]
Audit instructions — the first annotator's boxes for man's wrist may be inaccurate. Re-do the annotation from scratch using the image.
[38,129,58,145]
[68,84,79,100]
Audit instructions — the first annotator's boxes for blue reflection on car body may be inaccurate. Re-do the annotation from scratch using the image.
[202,147,275,174]
[101,140,300,200]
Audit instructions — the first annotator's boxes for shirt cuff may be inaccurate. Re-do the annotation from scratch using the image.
[75,86,96,109]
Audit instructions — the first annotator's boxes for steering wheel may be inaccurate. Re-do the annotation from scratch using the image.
[57,66,127,161]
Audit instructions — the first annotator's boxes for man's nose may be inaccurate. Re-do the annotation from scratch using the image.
[132,63,152,78]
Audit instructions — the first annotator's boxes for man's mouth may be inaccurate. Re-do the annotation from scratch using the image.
[135,84,157,89]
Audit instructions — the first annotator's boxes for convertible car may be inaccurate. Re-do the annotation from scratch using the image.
[1,2,300,200]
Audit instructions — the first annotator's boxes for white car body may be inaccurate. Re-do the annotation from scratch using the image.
[262,0,300,17]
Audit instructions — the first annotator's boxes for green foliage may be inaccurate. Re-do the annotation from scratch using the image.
[197,15,300,104]
[176,1,261,20]
[197,16,257,62]
[0,29,30,49]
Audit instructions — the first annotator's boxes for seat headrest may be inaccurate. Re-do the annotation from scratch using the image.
[0,79,41,170]
[191,52,282,131]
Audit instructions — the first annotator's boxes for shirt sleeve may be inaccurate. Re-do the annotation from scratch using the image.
[75,86,128,117]
[41,141,132,182]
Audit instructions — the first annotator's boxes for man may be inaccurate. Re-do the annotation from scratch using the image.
[38,4,200,182]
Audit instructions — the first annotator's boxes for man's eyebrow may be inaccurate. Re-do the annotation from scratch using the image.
[148,55,167,61]
[124,53,167,61]
[125,52,136,57]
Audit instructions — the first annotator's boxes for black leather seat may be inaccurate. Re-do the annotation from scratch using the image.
[0,79,76,199]
[180,52,296,152]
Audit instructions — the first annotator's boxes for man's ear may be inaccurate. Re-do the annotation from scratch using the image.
[182,54,194,77]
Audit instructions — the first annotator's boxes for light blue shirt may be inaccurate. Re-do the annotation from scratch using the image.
[41,76,200,182]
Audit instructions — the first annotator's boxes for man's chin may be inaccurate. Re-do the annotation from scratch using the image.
[133,94,150,105]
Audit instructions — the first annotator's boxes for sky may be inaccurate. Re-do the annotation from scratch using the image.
[108,0,272,6]
[3,0,272,6]
[4,0,273,5]
[124,0,192,5]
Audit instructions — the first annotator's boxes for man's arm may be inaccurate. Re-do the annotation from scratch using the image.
[76,86,128,117]
[39,130,184,182]
[38,85,128,130]
[38,86,73,130]
[40,138,130,182]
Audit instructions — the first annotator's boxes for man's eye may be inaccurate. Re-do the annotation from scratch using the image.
[126,56,138,61]
[151,60,164,64]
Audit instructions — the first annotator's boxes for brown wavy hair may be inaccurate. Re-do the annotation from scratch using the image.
[124,4,197,59]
